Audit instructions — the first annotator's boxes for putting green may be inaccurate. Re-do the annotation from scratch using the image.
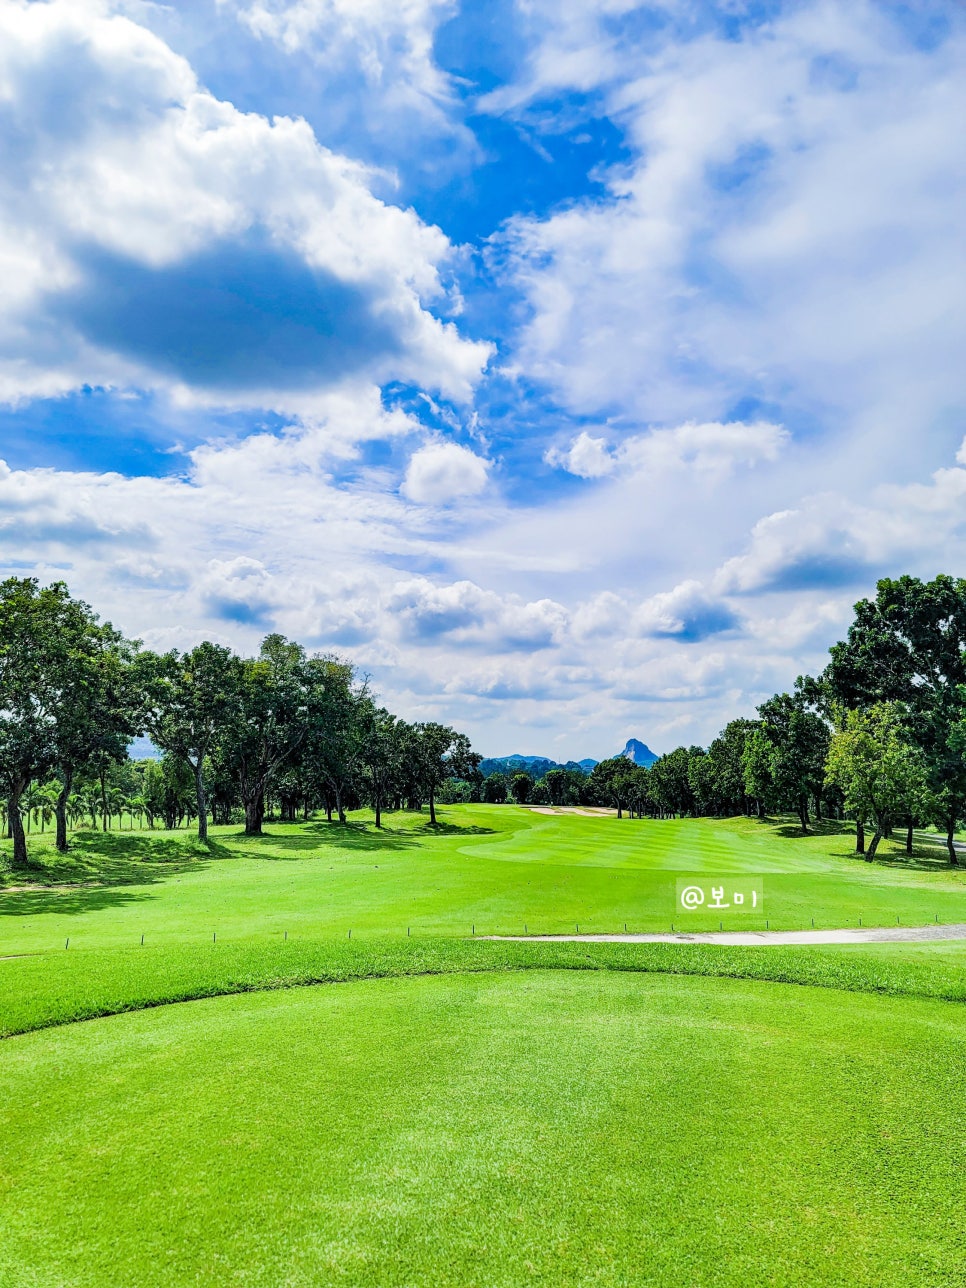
[1,970,965,1287]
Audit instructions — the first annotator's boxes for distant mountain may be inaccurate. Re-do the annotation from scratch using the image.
[616,738,659,767]
[479,755,595,779]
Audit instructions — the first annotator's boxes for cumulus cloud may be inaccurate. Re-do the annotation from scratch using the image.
[633,580,740,642]
[496,2,966,440]
[546,420,788,479]
[544,431,614,478]
[401,441,491,504]
[0,0,491,409]
[387,577,567,649]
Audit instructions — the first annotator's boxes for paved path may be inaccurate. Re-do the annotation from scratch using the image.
[487,924,966,946]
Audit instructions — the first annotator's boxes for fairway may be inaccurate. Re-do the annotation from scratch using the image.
[4,809,966,1286]
[4,807,966,958]
[2,970,965,1288]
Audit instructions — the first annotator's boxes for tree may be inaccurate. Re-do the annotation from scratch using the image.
[413,724,479,825]
[701,719,755,816]
[146,643,243,841]
[298,657,362,825]
[649,747,700,818]
[482,772,508,803]
[357,703,401,828]
[754,694,829,833]
[588,758,639,817]
[219,635,322,836]
[822,575,966,863]
[825,704,926,861]
[0,579,93,867]
[510,772,533,804]
[49,608,140,853]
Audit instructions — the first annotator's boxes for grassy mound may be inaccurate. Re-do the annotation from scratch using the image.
[2,970,965,1287]
[3,934,966,1038]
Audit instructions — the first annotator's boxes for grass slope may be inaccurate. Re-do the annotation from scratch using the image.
[2,971,966,1287]
[3,808,966,960]
[4,935,966,1039]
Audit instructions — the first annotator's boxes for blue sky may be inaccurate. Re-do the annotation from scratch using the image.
[0,0,964,758]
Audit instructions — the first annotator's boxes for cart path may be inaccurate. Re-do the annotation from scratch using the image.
[487,923,966,946]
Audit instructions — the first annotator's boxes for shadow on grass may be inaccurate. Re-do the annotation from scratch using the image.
[237,817,494,858]
[772,817,854,840]
[767,816,963,872]
[421,820,496,837]
[0,830,231,913]
[0,884,155,918]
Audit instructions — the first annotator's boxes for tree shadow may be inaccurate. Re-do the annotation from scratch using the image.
[765,818,963,873]
[421,820,496,837]
[237,817,497,858]
[0,829,230,903]
[772,818,854,841]
[0,884,156,918]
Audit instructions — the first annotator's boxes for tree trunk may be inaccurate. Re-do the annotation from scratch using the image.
[616,801,623,819]
[244,792,264,836]
[192,759,208,842]
[814,794,823,821]
[798,798,809,833]
[866,830,882,862]
[8,785,28,869]
[374,792,382,829]
[55,768,73,852]
[946,815,959,866]
[335,785,346,824]
[855,819,865,854]
[429,789,437,826]
[906,816,914,856]
[757,800,765,819]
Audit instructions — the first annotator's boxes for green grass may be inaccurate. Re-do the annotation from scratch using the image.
[3,970,966,1287]
[4,808,966,1286]
[3,807,966,959]
[4,934,966,1039]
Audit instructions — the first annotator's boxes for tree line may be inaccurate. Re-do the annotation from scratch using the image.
[4,574,966,869]
[0,578,478,868]
[459,576,966,865]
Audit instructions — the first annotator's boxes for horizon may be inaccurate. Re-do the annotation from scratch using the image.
[1,1,963,753]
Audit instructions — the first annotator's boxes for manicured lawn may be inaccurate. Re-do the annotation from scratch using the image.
[2,970,965,1287]
[3,811,966,1286]
[3,807,966,959]
[5,933,966,1039]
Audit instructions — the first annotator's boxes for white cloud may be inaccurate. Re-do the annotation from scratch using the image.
[221,0,458,129]
[632,579,739,641]
[496,3,966,441]
[545,431,614,478]
[546,419,788,479]
[4,425,966,755]
[0,0,491,409]
[401,441,491,504]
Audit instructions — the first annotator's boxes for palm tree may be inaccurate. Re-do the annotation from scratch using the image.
[66,793,86,832]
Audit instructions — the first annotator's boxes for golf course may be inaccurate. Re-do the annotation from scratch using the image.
[3,805,966,1286]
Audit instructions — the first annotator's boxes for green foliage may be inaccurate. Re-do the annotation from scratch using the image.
[509,772,533,804]
[482,771,508,803]
[825,704,926,859]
